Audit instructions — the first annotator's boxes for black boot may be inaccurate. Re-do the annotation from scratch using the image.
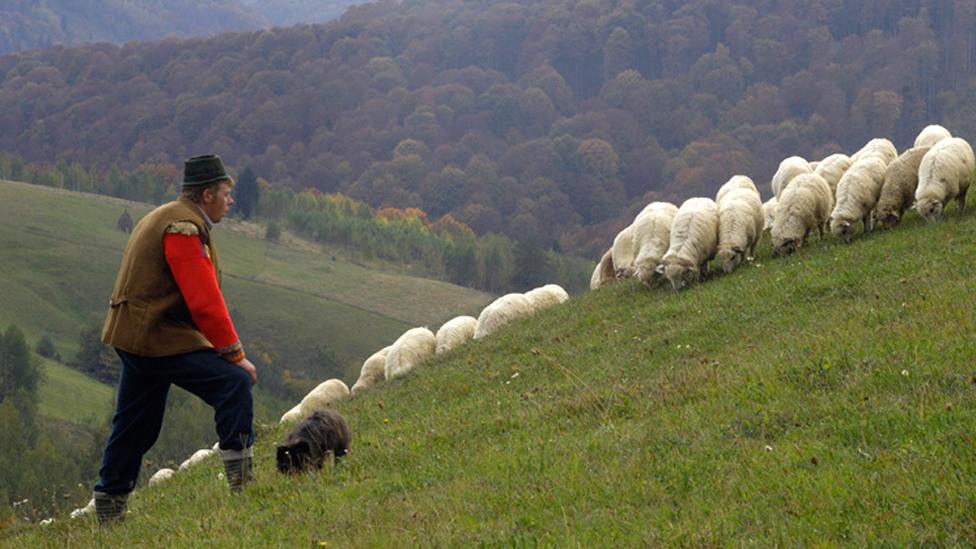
[93,491,128,525]
[220,447,255,492]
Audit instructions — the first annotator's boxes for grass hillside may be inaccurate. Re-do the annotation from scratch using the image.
[0,180,492,419]
[8,205,976,545]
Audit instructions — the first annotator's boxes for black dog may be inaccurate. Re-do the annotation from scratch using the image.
[276,410,351,474]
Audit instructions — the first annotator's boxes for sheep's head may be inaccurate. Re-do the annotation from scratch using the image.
[276,441,312,474]
[772,237,798,256]
[915,198,943,223]
[876,208,900,229]
[614,267,634,279]
[660,260,697,291]
[633,256,660,287]
[716,247,743,273]
[830,217,855,241]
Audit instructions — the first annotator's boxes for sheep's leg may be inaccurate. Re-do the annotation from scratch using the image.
[862,213,871,234]
[958,188,968,214]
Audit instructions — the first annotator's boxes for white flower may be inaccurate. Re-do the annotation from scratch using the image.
[40,518,54,527]
[763,445,773,452]
[901,369,909,377]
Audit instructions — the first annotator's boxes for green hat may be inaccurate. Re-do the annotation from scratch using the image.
[183,154,232,187]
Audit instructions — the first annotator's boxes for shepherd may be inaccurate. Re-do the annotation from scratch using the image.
[92,155,258,524]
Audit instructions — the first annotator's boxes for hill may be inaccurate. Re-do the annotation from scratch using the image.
[0,0,364,56]
[1,0,975,256]
[8,206,975,544]
[0,179,493,410]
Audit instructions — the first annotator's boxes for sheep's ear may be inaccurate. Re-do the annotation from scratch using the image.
[655,264,665,275]
[732,246,743,254]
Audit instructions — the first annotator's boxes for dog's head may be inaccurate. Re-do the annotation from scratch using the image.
[276,441,311,474]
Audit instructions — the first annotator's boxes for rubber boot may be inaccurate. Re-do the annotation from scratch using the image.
[93,491,128,525]
[220,447,254,493]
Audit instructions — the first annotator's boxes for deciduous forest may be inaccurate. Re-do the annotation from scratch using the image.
[2,0,974,260]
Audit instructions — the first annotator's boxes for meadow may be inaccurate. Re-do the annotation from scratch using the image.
[8,201,975,546]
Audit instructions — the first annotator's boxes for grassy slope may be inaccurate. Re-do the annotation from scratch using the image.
[0,180,492,419]
[10,206,976,546]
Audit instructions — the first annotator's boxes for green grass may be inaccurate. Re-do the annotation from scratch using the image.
[8,205,976,546]
[35,356,114,424]
[0,179,492,423]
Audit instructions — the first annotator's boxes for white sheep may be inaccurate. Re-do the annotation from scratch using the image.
[610,224,636,278]
[473,293,535,339]
[70,498,95,519]
[299,378,351,415]
[589,248,615,290]
[657,197,719,290]
[875,146,931,229]
[771,173,833,255]
[148,468,176,486]
[524,284,569,312]
[435,316,478,354]
[851,138,897,166]
[813,153,853,196]
[384,328,436,379]
[279,403,304,424]
[350,346,392,395]
[762,196,777,231]
[915,137,976,222]
[632,202,679,286]
[914,124,951,148]
[715,175,759,204]
[771,156,812,199]
[179,448,216,471]
[716,188,764,273]
[829,157,888,240]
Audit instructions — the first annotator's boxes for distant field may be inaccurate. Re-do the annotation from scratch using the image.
[0,179,493,419]
[36,356,114,424]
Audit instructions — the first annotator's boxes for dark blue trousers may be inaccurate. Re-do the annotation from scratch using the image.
[94,349,254,495]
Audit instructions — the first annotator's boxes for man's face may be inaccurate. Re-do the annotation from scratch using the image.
[201,181,234,223]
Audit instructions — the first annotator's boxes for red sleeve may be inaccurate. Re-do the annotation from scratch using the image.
[163,233,245,362]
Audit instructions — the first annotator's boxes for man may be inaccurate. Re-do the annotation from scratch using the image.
[93,154,258,524]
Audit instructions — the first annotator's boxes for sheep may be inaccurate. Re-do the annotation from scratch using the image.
[70,499,95,519]
[299,378,351,416]
[829,157,888,240]
[771,173,833,255]
[771,156,813,199]
[813,153,853,196]
[656,197,719,290]
[914,124,951,148]
[610,224,636,278]
[915,137,976,222]
[589,248,615,290]
[350,346,392,395]
[384,328,436,379]
[473,293,534,339]
[148,468,176,486]
[875,146,931,229]
[715,175,759,204]
[279,404,304,424]
[435,316,478,354]
[716,188,764,273]
[276,410,351,474]
[179,448,216,471]
[632,202,679,286]
[524,284,569,312]
[762,197,777,231]
[851,138,897,166]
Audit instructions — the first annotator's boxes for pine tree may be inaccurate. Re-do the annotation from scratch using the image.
[235,166,260,220]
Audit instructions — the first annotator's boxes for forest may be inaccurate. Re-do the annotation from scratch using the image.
[0,0,362,56]
[1,0,975,260]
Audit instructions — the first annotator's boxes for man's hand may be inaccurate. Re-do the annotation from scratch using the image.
[233,357,257,385]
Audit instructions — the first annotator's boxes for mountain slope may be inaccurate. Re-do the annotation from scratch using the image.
[9,207,976,545]
[0,179,493,406]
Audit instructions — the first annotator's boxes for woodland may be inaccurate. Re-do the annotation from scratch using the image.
[1,0,975,260]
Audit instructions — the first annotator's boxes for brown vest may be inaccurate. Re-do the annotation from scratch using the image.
[101,197,222,357]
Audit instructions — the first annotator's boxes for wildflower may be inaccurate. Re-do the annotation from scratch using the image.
[510,372,520,379]
[763,445,773,452]
[901,369,909,377]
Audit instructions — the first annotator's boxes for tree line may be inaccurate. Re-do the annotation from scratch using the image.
[1,0,975,259]
[0,152,592,294]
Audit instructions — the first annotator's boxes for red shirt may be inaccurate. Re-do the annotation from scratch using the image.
[163,233,245,362]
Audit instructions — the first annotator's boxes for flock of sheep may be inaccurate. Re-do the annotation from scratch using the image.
[68,123,969,521]
[61,281,572,518]
[591,124,973,291]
